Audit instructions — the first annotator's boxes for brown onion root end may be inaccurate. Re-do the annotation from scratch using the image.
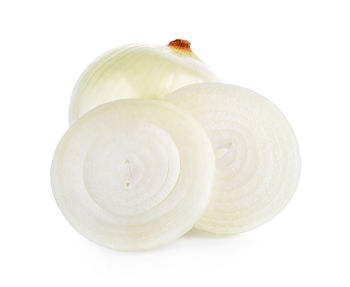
[168,39,193,53]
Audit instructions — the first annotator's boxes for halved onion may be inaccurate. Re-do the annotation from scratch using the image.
[166,83,301,234]
[69,39,218,124]
[51,99,215,250]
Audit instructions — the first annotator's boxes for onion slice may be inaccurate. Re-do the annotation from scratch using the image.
[51,99,215,250]
[166,83,301,234]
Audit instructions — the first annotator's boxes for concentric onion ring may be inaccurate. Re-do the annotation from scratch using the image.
[51,99,215,250]
[166,83,301,234]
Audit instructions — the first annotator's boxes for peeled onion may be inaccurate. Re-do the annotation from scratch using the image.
[166,83,301,235]
[69,39,218,124]
[51,99,215,251]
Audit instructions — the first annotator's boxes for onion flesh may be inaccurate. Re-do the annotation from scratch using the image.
[51,99,215,251]
[69,41,218,125]
[166,83,301,235]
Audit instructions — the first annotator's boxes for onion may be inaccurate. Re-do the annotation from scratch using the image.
[51,99,215,251]
[166,83,301,235]
[69,39,218,125]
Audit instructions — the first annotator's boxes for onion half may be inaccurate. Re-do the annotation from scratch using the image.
[69,39,218,124]
[51,99,215,250]
[166,83,301,235]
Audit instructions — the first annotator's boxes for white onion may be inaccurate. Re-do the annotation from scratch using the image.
[166,83,301,235]
[69,39,218,125]
[51,99,215,251]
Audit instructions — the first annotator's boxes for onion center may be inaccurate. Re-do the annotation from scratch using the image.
[82,123,181,216]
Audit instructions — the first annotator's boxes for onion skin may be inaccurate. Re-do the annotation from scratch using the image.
[69,40,218,125]
[166,83,301,235]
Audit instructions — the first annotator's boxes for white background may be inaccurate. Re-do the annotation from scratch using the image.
[1,0,349,286]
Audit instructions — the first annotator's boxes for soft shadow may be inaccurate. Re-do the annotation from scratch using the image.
[184,228,235,239]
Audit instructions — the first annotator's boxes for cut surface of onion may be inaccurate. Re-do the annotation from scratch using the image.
[51,99,215,251]
[69,39,218,125]
[166,83,301,235]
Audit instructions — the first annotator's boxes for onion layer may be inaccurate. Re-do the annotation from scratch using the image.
[69,40,218,125]
[166,83,301,235]
[51,99,215,250]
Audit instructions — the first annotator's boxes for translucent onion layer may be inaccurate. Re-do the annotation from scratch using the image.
[166,83,301,235]
[69,41,218,124]
[51,99,215,250]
